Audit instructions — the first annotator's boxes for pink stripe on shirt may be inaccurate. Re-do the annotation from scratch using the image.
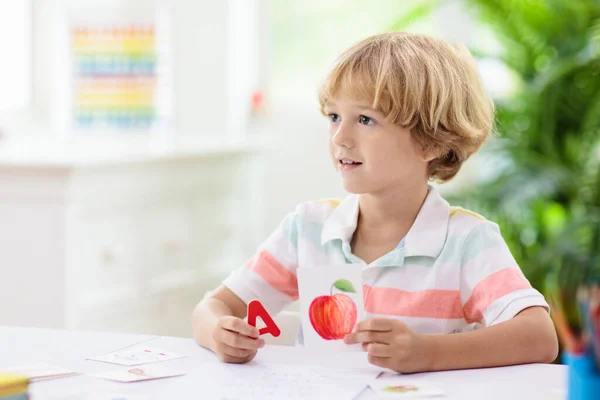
[364,285,464,319]
[463,268,531,323]
[246,250,299,299]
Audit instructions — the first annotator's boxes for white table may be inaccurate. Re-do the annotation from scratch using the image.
[0,326,567,399]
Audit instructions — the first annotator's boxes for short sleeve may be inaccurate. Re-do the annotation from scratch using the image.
[459,221,549,327]
[222,209,300,315]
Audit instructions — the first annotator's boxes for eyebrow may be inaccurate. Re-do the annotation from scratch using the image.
[356,105,378,113]
[324,102,377,112]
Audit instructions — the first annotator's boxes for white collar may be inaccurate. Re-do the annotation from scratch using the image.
[320,185,450,258]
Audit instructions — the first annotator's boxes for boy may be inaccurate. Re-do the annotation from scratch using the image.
[192,32,558,373]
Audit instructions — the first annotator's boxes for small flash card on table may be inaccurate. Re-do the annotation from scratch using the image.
[370,375,447,399]
[51,394,151,400]
[297,264,365,351]
[2,363,78,381]
[86,347,185,366]
[89,364,185,383]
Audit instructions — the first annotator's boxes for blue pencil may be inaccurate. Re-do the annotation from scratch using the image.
[577,286,600,369]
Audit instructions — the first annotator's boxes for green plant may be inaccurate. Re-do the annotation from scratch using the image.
[393,0,600,301]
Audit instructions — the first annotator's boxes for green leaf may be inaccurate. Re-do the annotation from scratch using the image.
[542,202,567,237]
[333,279,356,293]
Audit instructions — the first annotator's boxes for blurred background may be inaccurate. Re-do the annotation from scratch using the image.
[0,0,598,340]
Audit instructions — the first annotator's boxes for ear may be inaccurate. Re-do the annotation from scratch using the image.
[418,146,442,163]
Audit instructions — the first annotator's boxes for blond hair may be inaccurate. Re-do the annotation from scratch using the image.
[318,32,494,182]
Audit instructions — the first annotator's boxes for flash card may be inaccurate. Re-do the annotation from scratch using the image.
[2,363,78,381]
[247,299,281,337]
[370,379,446,398]
[89,364,185,383]
[86,347,185,366]
[51,394,151,400]
[297,265,365,351]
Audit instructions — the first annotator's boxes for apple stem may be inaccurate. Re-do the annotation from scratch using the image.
[330,284,334,296]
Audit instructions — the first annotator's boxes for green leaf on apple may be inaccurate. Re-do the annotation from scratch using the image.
[333,279,356,293]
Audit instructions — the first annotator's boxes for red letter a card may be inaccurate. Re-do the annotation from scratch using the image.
[247,299,281,337]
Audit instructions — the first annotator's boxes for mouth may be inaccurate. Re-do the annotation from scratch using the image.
[337,158,363,171]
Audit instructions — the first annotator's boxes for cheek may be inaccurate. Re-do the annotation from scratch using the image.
[373,144,423,174]
[328,138,339,168]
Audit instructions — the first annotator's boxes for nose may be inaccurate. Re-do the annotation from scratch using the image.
[331,122,354,148]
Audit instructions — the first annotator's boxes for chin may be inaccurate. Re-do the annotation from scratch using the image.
[341,180,369,194]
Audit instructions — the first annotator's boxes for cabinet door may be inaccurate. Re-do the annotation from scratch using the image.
[151,283,211,337]
[142,194,238,297]
[142,204,198,296]
[0,200,67,329]
[189,190,237,266]
[67,208,145,309]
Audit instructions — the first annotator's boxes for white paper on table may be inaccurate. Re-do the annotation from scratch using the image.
[161,362,380,400]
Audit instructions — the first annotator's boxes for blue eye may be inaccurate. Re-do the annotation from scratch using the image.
[359,115,374,125]
[328,113,340,123]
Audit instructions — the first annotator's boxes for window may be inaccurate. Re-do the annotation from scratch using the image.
[0,1,31,110]
[267,0,438,108]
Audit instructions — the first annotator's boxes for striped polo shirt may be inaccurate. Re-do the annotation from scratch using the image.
[223,186,549,335]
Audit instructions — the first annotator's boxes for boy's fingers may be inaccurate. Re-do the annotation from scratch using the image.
[355,318,393,332]
[221,330,265,350]
[344,331,389,345]
[220,316,260,338]
[220,351,257,364]
[364,343,391,357]
[368,354,391,369]
[220,343,257,359]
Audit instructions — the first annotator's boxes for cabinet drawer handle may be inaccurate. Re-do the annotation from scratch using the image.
[100,250,115,265]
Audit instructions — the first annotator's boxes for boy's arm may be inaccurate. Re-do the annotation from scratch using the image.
[345,306,558,373]
[431,221,557,370]
[425,306,558,371]
[192,208,302,360]
[192,286,258,353]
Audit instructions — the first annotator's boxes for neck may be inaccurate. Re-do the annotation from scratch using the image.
[357,181,429,233]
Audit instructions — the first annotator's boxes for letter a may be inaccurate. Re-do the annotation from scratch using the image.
[247,299,281,337]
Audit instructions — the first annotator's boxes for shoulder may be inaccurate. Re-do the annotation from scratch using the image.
[447,206,506,253]
[446,207,512,269]
[448,206,499,236]
[290,198,344,222]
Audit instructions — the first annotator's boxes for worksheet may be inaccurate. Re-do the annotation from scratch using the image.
[165,362,379,400]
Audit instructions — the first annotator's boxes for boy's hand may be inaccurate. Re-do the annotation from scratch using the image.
[344,318,432,373]
[212,316,265,364]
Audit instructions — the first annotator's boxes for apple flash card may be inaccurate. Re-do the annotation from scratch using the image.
[297,264,365,351]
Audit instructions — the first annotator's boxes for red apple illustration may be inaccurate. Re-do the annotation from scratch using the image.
[309,279,358,340]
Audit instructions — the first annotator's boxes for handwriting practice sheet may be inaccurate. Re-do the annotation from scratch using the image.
[167,363,380,400]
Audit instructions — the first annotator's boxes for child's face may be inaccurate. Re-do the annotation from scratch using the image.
[324,93,431,195]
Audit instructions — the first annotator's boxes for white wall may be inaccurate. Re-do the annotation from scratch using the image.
[250,109,347,241]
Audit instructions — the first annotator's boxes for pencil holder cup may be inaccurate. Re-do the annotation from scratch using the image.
[563,352,600,400]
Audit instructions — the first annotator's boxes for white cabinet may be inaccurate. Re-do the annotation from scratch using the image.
[0,142,260,337]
